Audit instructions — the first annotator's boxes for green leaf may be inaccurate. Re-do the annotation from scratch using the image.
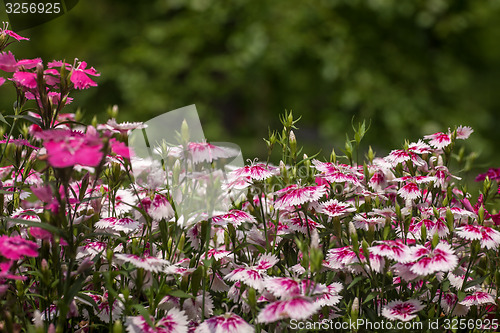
[347,276,364,290]
[0,113,10,126]
[362,292,377,305]
[167,289,194,299]
[8,217,64,238]
[132,304,154,327]
[6,114,43,126]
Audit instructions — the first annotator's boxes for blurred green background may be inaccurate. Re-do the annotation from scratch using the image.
[2,0,500,174]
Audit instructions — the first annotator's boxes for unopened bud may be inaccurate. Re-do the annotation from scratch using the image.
[181,119,190,143]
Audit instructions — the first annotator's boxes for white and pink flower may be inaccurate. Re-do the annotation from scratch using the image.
[409,242,458,275]
[319,199,356,218]
[382,299,424,321]
[274,184,327,210]
[195,313,253,333]
[257,297,320,323]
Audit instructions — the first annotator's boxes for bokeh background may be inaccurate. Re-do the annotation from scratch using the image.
[2,0,500,176]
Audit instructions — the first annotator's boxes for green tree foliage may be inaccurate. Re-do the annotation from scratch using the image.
[3,0,500,167]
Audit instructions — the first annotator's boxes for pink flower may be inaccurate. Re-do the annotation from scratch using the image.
[424,131,452,149]
[230,163,279,181]
[408,140,432,154]
[455,125,473,139]
[319,199,356,218]
[385,150,425,167]
[459,290,495,307]
[254,253,279,270]
[114,253,169,273]
[352,214,385,231]
[12,71,37,89]
[0,22,29,42]
[369,240,412,263]
[382,299,424,321]
[211,210,256,227]
[274,184,326,210]
[98,118,147,135]
[0,51,17,72]
[187,142,238,164]
[265,277,327,299]
[408,218,449,240]
[257,297,320,323]
[195,313,253,333]
[0,77,4,86]
[70,61,99,89]
[0,235,38,260]
[409,242,458,275]
[139,194,174,221]
[455,224,500,249]
[0,261,26,280]
[314,283,343,307]
[224,267,267,291]
[200,247,231,261]
[397,182,421,200]
[126,308,189,333]
[37,129,103,168]
[95,217,140,234]
[110,138,131,159]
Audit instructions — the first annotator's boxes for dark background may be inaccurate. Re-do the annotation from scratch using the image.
[2,0,500,178]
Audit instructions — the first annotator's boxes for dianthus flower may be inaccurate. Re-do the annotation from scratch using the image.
[36,128,103,168]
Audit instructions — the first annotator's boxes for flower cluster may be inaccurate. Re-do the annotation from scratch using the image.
[1,24,500,332]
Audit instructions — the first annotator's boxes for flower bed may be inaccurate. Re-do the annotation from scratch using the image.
[1,24,500,332]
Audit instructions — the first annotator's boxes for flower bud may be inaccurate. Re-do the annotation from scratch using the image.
[181,119,190,144]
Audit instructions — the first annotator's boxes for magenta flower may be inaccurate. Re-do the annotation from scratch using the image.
[319,199,356,218]
[0,51,17,72]
[70,61,99,89]
[37,129,103,168]
[0,22,29,42]
[0,261,26,280]
[12,71,37,89]
[257,297,321,323]
[195,313,253,333]
[274,184,327,210]
[409,242,458,275]
[382,299,424,321]
[0,235,38,260]
[475,167,500,182]
[110,138,131,159]
[126,308,189,333]
[455,224,500,249]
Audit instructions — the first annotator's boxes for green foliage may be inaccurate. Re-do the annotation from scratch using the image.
[4,0,500,168]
